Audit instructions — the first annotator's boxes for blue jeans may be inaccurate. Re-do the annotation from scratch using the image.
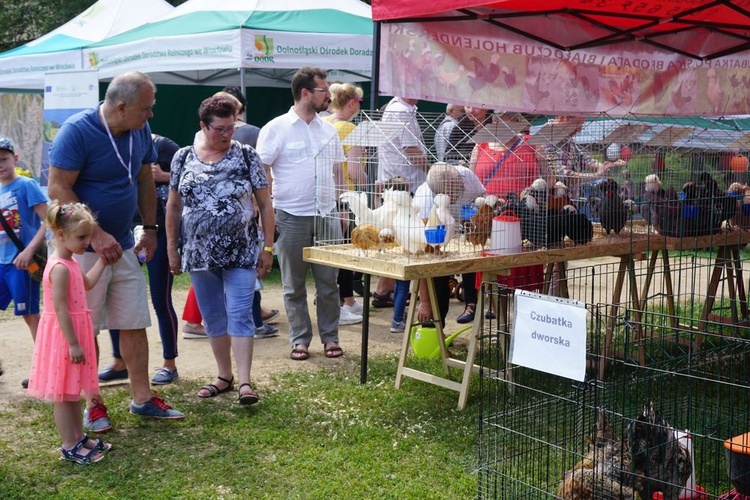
[110,229,178,360]
[190,268,257,338]
[392,279,410,324]
[147,229,178,359]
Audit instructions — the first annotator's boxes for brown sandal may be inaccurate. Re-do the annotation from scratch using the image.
[324,344,344,358]
[290,344,309,361]
[238,383,259,405]
[197,376,234,398]
[371,291,394,308]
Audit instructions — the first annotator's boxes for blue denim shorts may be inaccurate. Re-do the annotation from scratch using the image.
[190,268,257,338]
[0,263,40,316]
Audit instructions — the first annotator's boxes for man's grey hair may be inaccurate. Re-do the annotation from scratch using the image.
[427,162,464,202]
[105,71,156,106]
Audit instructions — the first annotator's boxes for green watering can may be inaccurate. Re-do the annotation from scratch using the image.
[409,322,473,360]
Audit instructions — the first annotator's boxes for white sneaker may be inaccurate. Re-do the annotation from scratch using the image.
[342,300,364,316]
[182,322,207,339]
[339,307,363,326]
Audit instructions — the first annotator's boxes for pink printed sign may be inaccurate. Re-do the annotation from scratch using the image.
[380,20,750,116]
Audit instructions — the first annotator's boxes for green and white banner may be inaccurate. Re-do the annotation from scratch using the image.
[0,0,173,90]
[85,29,371,77]
[82,0,373,85]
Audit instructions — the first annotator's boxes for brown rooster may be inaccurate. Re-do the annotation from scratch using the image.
[557,411,636,499]
[464,195,499,248]
[548,181,572,211]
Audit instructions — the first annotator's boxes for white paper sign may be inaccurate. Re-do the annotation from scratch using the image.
[509,290,588,381]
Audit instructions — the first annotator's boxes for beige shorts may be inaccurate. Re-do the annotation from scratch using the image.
[75,250,151,333]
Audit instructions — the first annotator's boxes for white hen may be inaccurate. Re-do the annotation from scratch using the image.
[392,189,427,254]
[433,193,456,245]
[339,191,376,227]
[372,188,402,231]
[340,188,403,231]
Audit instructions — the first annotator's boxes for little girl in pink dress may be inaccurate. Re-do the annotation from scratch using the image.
[26,201,110,464]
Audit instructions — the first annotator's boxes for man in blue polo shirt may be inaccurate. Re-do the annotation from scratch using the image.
[48,71,184,432]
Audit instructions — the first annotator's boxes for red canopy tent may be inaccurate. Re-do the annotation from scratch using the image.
[370,1,750,115]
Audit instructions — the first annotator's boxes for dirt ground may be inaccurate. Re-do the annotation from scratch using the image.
[0,251,720,406]
[0,284,471,406]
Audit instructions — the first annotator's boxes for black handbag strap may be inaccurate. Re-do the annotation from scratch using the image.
[483,136,524,187]
[0,213,26,253]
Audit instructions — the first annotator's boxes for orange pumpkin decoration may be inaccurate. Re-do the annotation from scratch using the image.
[620,145,633,162]
[730,154,749,173]
[719,152,733,172]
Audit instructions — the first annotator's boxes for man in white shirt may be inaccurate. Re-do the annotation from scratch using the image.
[434,104,464,162]
[376,97,429,194]
[256,67,346,361]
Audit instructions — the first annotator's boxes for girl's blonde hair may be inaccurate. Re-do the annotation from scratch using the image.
[328,82,363,111]
[46,200,97,233]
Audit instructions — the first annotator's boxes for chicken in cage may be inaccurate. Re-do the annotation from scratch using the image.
[315,110,750,262]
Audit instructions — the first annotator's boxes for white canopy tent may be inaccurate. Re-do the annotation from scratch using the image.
[82,0,374,89]
[0,0,174,90]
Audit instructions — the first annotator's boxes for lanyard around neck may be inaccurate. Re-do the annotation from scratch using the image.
[99,105,133,184]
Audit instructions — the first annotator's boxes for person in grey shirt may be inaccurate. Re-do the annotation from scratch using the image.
[435,104,464,161]
[222,86,261,148]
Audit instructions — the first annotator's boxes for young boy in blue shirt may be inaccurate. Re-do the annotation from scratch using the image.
[0,137,48,387]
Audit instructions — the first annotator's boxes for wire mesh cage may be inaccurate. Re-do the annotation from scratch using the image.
[478,264,750,499]
[313,111,750,268]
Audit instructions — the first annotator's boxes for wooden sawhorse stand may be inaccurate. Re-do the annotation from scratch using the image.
[610,236,749,367]
[394,277,485,410]
[597,254,647,380]
[695,243,748,348]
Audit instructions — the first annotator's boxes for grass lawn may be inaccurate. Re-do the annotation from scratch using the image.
[0,356,481,498]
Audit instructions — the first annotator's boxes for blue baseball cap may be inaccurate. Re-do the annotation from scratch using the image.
[0,136,15,154]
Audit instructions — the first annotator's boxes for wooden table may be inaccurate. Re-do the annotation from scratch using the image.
[305,229,750,407]
[638,230,750,354]
[304,234,656,409]
[587,229,750,379]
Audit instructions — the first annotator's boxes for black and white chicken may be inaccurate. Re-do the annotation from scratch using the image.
[697,171,734,227]
[519,179,565,247]
[641,174,666,232]
[624,402,692,500]
[562,204,594,246]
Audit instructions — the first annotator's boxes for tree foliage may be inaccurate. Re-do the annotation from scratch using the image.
[0,0,190,53]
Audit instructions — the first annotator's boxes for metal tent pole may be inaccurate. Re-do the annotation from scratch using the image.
[359,21,381,385]
[239,68,247,122]
[370,21,381,110]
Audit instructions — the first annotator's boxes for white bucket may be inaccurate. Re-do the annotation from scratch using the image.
[487,212,522,255]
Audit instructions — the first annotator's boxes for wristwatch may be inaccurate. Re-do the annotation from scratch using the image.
[263,246,274,254]
[142,225,158,231]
